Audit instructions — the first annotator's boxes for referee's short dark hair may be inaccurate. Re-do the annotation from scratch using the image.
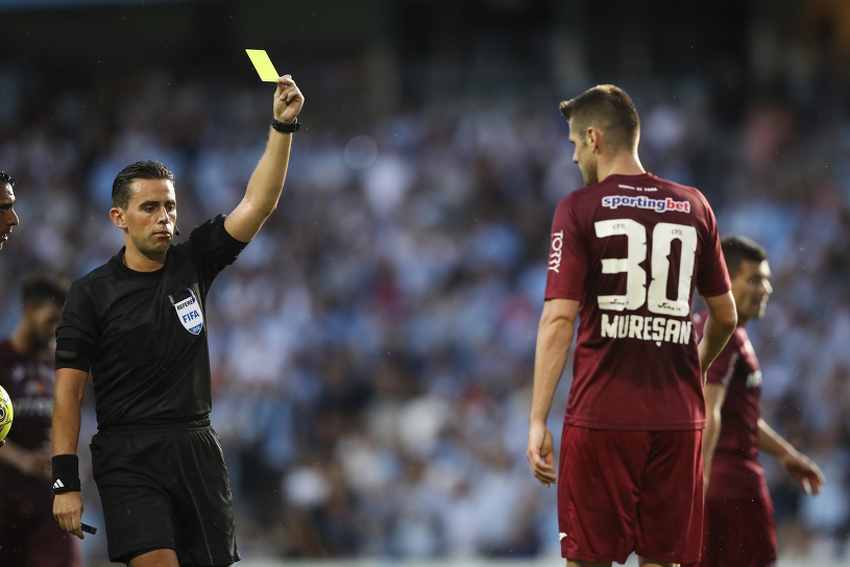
[21,273,71,308]
[0,170,17,189]
[112,161,174,210]
[560,85,641,154]
[721,235,767,279]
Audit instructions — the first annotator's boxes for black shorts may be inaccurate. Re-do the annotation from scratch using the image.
[90,418,240,566]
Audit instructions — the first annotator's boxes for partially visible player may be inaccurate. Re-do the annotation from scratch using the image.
[684,236,825,567]
[526,84,738,567]
[0,169,22,451]
[0,274,76,567]
[0,170,20,252]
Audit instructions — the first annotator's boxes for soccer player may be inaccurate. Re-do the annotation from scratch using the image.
[685,235,825,567]
[0,170,20,252]
[0,169,22,451]
[0,274,75,567]
[526,85,738,567]
[51,75,303,567]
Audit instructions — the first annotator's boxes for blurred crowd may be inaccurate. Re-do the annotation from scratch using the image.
[0,53,849,563]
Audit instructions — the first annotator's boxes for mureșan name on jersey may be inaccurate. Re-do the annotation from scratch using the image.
[600,313,693,346]
[602,195,691,214]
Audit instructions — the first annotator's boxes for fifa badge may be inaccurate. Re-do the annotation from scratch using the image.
[169,288,205,336]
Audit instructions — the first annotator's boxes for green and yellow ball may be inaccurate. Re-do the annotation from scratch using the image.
[0,385,13,442]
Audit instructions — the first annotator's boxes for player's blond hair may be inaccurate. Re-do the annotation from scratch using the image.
[559,85,640,154]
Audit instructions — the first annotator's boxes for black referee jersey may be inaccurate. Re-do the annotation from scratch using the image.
[55,214,247,428]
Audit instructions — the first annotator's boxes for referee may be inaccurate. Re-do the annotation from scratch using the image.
[51,75,304,567]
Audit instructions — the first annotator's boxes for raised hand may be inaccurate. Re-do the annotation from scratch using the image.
[273,75,304,125]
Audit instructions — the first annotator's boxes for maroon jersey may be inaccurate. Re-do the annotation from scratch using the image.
[694,311,768,500]
[545,173,730,430]
[0,339,55,492]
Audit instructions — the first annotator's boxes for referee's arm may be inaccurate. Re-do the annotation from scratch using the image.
[224,74,304,244]
[52,367,89,540]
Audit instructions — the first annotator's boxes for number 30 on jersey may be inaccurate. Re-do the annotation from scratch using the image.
[594,220,697,317]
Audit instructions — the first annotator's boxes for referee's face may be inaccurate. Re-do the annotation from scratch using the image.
[122,178,177,259]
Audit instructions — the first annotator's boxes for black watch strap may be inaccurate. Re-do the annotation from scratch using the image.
[271,118,300,133]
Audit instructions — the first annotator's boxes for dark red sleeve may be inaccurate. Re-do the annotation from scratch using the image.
[695,195,731,298]
[544,195,586,300]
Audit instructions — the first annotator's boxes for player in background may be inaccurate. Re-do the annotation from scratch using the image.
[0,274,75,567]
[0,169,22,450]
[526,85,738,567]
[51,75,303,567]
[684,235,825,567]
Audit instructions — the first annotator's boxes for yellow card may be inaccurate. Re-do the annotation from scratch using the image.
[245,49,280,82]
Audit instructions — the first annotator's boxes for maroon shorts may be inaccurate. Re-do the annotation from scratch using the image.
[558,424,704,564]
[683,490,777,567]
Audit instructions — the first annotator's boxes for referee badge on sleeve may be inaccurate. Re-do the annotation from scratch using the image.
[169,288,205,335]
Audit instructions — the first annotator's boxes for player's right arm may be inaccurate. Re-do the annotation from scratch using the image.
[698,292,737,383]
[52,367,89,540]
[0,439,52,479]
[527,297,578,487]
[702,382,727,491]
[758,418,825,496]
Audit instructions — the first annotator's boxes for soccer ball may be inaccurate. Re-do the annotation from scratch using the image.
[0,385,13,441]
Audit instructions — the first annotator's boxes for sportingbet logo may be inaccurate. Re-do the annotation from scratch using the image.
[602,195,691,214]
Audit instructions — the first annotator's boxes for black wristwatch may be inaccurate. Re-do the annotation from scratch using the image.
[271,118,300,133]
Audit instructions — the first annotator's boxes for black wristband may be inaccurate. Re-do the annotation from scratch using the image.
[52,454,81,494]
[271,117,300,133]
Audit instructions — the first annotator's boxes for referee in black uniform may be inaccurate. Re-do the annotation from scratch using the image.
[51,75,304,567]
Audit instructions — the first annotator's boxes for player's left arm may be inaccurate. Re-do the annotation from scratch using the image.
[224,75,304,243]
[758,418,825,495]
[698,292,737,384]
[0,439,51,479]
